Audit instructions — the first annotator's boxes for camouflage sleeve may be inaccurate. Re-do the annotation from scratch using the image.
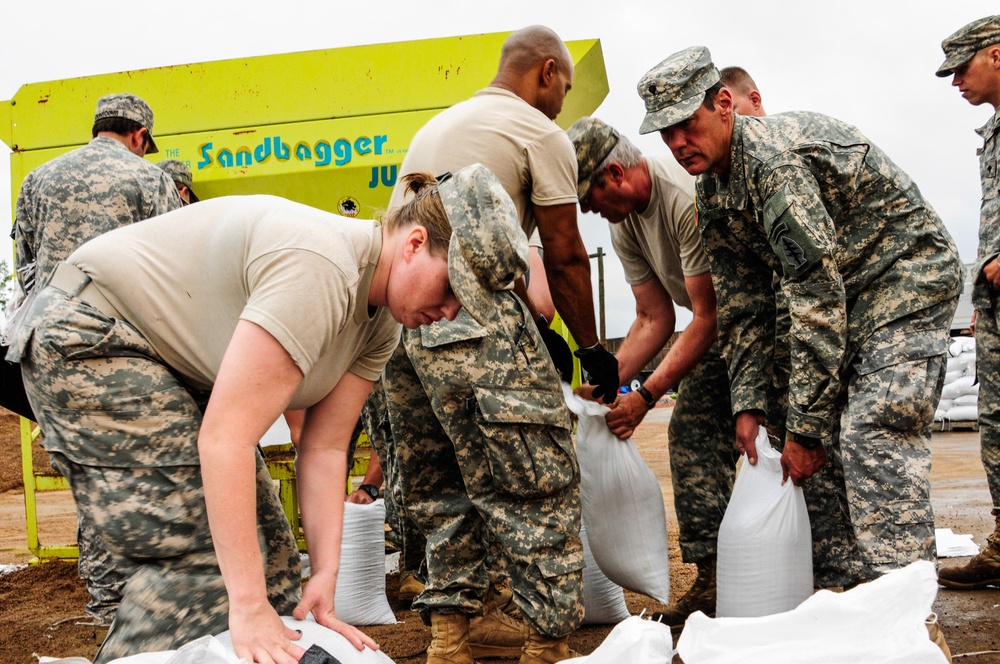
[698,214,775,417]
[151,171,184,216]
[760,165,847,439]
[13,180,37,293]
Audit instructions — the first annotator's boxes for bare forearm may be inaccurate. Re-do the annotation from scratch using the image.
[201,442,268,606]
[640,314,717,400]
[548,256,598,347]
[298,446,348,579]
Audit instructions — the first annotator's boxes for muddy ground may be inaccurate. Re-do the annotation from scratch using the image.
[1,407,999,662]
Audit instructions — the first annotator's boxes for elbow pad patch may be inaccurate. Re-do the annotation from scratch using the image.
[763,185,822,278]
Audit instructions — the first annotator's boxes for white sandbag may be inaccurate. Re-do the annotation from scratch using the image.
[677,560,947,664]
[943,370,963,384]
[716,426,812,618]
[933,409,947,423]
[563,385,671,605]
[581,524,631,625]
[215,615,395,663]
[106,636,230,664]
[954,393,979,407]
[945,355,963,373]
[957,351,977,373]
[334,500,396,625]
[940,375,979,400]
[935,527,981,557]
[936,398,954,413]
[946,405,979,421]
[561,615,675,664]
[949,337,975,357]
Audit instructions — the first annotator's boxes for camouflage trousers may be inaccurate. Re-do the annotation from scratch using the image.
[974,293,1000,543]
[383,295,584,638]
[801,297,957,587]
[668,344,738,564]
[18,285,300,662]
[362,376,427,574]
[77,509,129,622]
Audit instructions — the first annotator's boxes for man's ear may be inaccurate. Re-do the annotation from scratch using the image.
[605,162,626,184]
[749,90,763,110]
[717,87,735,119]
[540,58,557,86]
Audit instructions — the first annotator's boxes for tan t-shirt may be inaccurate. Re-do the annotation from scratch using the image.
[388,87,578,236]
[609,157,709,311]
[69,195,401,408]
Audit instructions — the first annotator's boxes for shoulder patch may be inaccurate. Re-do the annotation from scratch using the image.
[762,185,822,278]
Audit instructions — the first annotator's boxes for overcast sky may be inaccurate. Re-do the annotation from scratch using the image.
[0,0,993,338]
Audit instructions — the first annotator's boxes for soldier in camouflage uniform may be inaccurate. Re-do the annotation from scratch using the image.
[381,26,610,664]
[937,15,1000,589]
[566,116,762,627]
[3,93,181,624]
[637,46,963,589]
[157,159,200,205]
[10,167,510,662]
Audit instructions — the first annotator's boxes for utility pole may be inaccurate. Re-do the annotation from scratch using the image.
[589,247,606,344]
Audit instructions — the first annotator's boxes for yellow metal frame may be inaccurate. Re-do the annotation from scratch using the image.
[20,417,76,563]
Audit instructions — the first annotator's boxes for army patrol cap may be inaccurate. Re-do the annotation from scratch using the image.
[94,93,159,153]
[637,46,721,135]
[936,15,1000,77]
[438,163,529,326]
[567,117,621,201]
[157,160,199,202]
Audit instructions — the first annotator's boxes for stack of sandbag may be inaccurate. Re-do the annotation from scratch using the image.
[563,385,671,606]
[716,426,812,618]
[936,337,977,424]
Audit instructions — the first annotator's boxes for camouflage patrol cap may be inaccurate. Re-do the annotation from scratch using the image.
[567,117,620,201]
[637,46,720,135]
[157,160,199,202]
[94,93,159,153]
[439,163,529,326]
[937,16,1000,77]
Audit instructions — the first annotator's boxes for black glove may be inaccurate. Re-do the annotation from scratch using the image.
[575,343,619,404]
[536,316,575,383]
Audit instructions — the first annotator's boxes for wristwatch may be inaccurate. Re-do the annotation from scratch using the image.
[358,484,380,500]
[636,385,658,410]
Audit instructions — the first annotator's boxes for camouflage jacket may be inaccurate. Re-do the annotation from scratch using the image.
[974,108,1000,309]
[695,113,964,439]
[14,136,182,294]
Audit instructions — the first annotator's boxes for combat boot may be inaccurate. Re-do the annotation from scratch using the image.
[518,626,573,664]
[398,570,425,604]
[651,557,716,628]
[484,580,515,614]
[937,539,1000,590]
[469,606,528,659]
[427,612,475,664]
[926,613,953,663]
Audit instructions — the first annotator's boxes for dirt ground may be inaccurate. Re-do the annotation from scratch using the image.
[1,407,999,663]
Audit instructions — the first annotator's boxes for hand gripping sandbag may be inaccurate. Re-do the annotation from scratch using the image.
[333,500,397,625]
[563,385,671,605]
[677,561,947,664]
[581,524,631,625]
[716,426,812,618]
[215,616,395,664]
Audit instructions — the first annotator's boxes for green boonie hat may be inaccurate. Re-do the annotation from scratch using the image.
[157,159,199,202]
[567,117,621,201]
[94,93,159,153]
[438,163,529,327]
[937,15,1000,77]
[637,46,720,135]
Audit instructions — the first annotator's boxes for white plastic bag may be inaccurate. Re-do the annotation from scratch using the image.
[215,615,395,663]
[677,561,947,664]
[716,426,812,618]
[334,500,397,625]
[563,385,671,605]
[562,615,675,664]
[581,524,631,625]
